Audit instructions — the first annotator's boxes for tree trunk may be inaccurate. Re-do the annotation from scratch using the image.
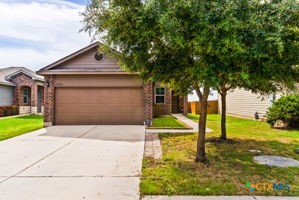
[195,86,209,163]
[220,89,227,140]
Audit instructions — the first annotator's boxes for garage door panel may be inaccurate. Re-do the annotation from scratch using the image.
[55,115,143,125]
[55,88,144,125]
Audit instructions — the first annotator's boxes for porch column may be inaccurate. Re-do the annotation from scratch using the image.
[31,84,38,113]
[13,86,21,106]
[44,75,55,127]
[183,96,188,116]
[165,89,172,114]
[143,81,153,125]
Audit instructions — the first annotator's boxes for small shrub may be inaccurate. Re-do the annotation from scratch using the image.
[266,94,299,128]
[153,104,165,117]
[0,105,19,117]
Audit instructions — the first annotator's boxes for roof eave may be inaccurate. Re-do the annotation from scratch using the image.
[5,70,44,82]
[0,81,16,86]
[37,71,138,75]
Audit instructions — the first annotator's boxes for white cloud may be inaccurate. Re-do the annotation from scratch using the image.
[0,1,91,71]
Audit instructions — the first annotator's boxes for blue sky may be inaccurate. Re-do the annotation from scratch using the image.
[0,0,91,70]
[0,0,218,100]
[2,0,88,5]
[66,0,87,4]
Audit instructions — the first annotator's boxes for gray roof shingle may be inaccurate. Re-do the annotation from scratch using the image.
[0,67,44,86]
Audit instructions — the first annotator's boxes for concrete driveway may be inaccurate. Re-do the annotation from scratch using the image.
[0,125,145,200]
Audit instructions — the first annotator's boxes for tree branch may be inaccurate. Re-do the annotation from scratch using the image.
[193,83,203,100]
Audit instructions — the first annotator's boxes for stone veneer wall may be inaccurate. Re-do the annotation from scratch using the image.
[19,106,31,114]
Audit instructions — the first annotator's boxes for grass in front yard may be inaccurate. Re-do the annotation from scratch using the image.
[141,114,299,196]
[151,115,186,128]
[0,115,43,140]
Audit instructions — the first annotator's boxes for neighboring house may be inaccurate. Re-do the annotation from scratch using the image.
[218,88,282,119]
[0,67,44,114]
[37,42,188,126]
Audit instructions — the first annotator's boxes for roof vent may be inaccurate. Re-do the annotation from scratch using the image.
[94,53,104,62]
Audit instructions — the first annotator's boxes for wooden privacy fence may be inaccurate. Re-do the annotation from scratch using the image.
[188,100,218,114]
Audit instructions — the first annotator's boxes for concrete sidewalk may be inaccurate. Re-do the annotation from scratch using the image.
[146,114,212,133]
[142,195,298,200]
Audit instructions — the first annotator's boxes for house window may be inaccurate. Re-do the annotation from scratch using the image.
[155,87,165,104]
[23,88,30,104]
[94,53,104,62]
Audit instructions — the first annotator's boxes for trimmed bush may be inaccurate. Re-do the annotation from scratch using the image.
[153,104,165,117]
[0,105,19,117]
[266,94,299,128]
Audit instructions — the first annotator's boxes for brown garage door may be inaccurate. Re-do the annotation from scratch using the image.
[55,87,144,125]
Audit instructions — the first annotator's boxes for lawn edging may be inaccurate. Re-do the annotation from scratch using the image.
[146,126,192,130]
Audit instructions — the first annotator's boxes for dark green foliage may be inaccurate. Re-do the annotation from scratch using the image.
[82,0,299,161]
[267,94,299,128]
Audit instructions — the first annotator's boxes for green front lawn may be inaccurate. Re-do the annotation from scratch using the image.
[141,114,299,196]
[151,115,187,128]
[0,115,43,140]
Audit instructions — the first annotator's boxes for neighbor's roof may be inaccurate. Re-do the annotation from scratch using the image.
[0,67,44,86]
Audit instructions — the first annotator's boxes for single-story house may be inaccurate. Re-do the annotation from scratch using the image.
[0,67,44,114]
[37,42,188,127]
[218,88,283,119]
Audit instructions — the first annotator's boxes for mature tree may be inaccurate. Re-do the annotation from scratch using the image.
[201,0,299,140]
[82,0,299,162]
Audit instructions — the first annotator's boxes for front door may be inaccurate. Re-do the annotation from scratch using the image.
[171,92,180,114]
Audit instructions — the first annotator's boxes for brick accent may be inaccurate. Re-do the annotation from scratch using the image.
[152,85,188,116]
[165,88,172,114]
[153,85,172,117]
[143,81,153,123]
[10,73,38,108]
[43,75,55,127]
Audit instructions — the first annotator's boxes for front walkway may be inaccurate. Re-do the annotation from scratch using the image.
[0,125,145,200]
[146,114,212,133]
[144,133,162,159]
[144,114,212,159]
[0,113,33,120]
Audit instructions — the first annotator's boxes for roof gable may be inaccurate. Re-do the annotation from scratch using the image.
[0,67,43,86]
[37,42,125,75]
[6,70,43,82]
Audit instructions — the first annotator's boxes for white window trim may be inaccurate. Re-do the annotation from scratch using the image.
[155,87,165,104]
